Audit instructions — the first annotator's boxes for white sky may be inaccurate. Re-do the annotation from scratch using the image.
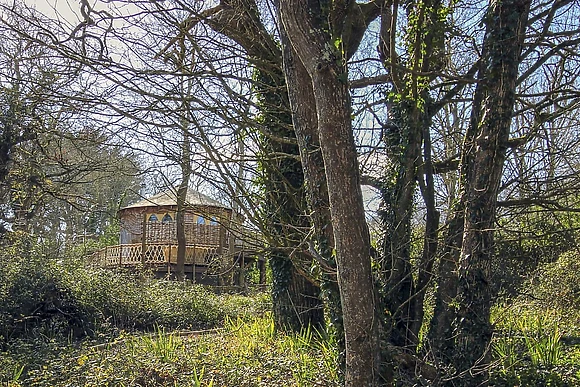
[25,0,82,23]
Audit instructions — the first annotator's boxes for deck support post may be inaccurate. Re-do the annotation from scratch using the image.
[218,216,227,286]
[191,244,196,283]
[141,213,148,267]
[167,244,172,277]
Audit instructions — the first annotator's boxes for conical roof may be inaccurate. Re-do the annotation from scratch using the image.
[121,188,229,210]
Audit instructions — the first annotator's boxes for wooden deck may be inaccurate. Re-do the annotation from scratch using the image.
[90,243,221,268]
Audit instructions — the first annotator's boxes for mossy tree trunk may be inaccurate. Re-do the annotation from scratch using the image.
[377,0,446,351]
[255,66,326,331]
[450,0,531,383]
[279,23,344,357]
[279,0,382,362]
[203,0,326,331]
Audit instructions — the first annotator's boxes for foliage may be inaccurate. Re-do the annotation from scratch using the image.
[0,237,269,345]
[0,22,142,242]
[0,234,334,386]
[527,250,580,311]
[493,211,579,296]
[0,232,87,344]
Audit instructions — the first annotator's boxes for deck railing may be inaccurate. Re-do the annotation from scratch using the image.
[90,243,219,267]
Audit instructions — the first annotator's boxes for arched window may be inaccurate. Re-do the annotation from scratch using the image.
[210,216,218,225]
[148,214,158,222]
[197,216,205,225]
[162,213,173,223]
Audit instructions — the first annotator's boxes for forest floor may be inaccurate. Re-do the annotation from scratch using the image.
[1,312,339,386]
[1,255,580,386]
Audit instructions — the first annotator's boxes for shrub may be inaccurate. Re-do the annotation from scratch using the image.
[57,258,270,331]
[492,211,578,297]
[0,237,272,384]
[1,235,270,345]
[529,250,580,311]
[0,233,91,343]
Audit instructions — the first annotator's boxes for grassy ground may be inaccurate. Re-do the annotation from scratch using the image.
[6,295,580,386]
[1,314,339,387]
[490,302,580,386]
[2,239,580,386]
[0,247,338,386]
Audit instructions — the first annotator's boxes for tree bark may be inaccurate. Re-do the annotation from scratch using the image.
[176,88,192,281]
[410,121,440,348]
[451,0,531,383]
[203,0,326,331]
[279,22,345,365]
[377,0,446,352]
[428,205,463,361]
[280,1,382,384]
[175,178,188,281]
[256,65,325,331]
[380,100,422,350]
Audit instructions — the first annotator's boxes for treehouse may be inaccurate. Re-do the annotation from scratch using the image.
[92,188,262,284]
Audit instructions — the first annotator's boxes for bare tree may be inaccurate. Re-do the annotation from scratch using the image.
[280,0,384,384]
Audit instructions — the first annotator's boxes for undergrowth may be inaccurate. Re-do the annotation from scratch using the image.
[0,236,272,384]
[1,314,339,386]
[490,302,580,386]
[0,235,269,340]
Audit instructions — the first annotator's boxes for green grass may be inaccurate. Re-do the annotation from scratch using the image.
[0,245,338,386]
[490,303,580,386]
[4,237,580,386]
[2,314,339,386]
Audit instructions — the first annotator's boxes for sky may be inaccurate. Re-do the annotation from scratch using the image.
[25,0,82,23]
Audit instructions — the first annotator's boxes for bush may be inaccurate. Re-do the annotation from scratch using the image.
[57,258,269,331]
[0,234,270,346]
[0,235,272,384]
[529,250,580,311]
[0,233,90,344]
[492,211,578,297]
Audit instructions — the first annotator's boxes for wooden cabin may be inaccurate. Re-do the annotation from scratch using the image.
[91,188,261,284]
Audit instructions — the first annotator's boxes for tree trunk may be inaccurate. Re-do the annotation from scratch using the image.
[203,0,326,332]
[271,250,325,331]
[377,0,447,352]
[280,1,382,384]
[451,0,531,383]
[254,64,325,332]
[176,103,192,281]
[175,182,187,281]
[410,121,440,348]
[428,206,463,361]
[380,100,422,350]
[280,23,345,364]
[428,37,488,361]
